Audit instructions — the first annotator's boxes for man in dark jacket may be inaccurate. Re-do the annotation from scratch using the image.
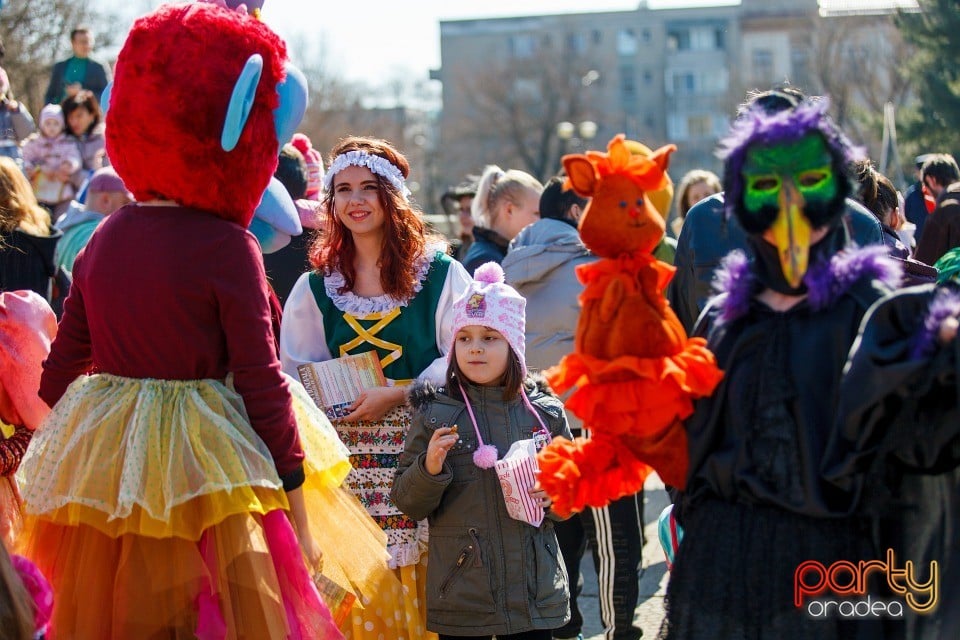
[914,154,960,266]
[44,27,111,105]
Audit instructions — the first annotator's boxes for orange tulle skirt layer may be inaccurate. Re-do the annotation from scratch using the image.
[540,338,723,516]
[16,374,343,639]
[20,511,341,639]
[1,475,23,548]
[546,339,722,435]
[537,426,689,518]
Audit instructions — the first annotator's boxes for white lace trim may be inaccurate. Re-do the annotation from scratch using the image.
[387,527,430,569]
[324,241,447,315]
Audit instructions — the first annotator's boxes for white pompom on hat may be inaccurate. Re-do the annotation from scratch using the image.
[449,262,527,375]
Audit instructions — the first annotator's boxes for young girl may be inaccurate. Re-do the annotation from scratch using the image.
[392,262,572,640]
[280,136,472,638]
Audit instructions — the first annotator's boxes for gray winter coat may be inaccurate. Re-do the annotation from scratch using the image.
[392,380,572,636]
[503,219,594,376]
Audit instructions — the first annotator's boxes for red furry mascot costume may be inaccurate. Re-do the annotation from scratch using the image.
[15,3,344,638]
[536,135,724,517]
[106,3,285,226]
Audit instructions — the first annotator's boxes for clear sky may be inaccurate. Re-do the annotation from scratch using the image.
[91,1,737,83]
[91,1,915,84]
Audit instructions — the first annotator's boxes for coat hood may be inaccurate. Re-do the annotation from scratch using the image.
[55,201,105,232]
[502,218,591,288]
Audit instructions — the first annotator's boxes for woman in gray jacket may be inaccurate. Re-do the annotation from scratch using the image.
[393,262,572,639]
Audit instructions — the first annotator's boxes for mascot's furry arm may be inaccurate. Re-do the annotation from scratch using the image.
[536,135,724,518]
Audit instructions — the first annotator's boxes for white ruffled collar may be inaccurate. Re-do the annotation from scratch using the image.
[324,240,446,315]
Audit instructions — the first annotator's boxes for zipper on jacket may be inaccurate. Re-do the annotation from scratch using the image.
[439,544,473,598]
[469,527,483,568]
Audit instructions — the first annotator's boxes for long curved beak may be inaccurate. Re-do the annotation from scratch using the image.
[769,181,811,288]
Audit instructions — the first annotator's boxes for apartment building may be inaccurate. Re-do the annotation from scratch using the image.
[432,0,903,189]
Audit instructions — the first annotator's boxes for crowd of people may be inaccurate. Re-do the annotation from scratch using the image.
[1,5,959,640]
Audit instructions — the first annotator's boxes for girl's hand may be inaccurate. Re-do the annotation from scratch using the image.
[340,386,406,423]
[425,426,459,475]
[528,482,552,510]
[938,315,959,345]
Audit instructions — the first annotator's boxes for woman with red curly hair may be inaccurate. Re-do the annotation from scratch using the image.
[280,136,471,639]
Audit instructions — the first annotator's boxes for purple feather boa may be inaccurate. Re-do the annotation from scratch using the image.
[713,245,902,324]
[911,287,960,359]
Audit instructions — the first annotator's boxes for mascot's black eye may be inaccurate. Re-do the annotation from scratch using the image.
[636,199,644,206]
[619,201,627,208]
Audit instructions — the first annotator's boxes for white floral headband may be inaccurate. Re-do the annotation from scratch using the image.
[323,150,411,201]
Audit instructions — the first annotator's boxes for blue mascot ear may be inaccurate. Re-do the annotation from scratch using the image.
[221,53,264,152]
[274,63,308,145]
[250,177,303,254]
[100,82,113,117]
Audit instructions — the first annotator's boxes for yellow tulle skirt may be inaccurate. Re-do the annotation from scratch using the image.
[17,374,342,640]
[287,375,436,640]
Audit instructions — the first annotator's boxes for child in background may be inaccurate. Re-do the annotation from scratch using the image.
[0,544,53,640]
[0,291,56,640]
[0,290,57,548]
[19,105,81,212]
[393,262,572,640]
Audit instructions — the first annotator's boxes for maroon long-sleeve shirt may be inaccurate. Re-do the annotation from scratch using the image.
[40,204,304,486]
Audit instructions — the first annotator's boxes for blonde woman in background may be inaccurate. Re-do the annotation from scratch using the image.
[0,157,61,299]
[670,169,721,238]
[461,164,542,273]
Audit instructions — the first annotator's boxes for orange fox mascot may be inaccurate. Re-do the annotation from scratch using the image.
[536,135,723,517]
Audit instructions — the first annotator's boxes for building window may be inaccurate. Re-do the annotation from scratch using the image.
[688,115,713,138]
[790,47,811,89]
[642,28,651,43]
[592,29,603,45]
[620,65,637,103]
[512,78,540,101]
[667,114,687,139]
[666,69,728,96]
[509,34,536,58]
[670,71,696,96]
[667,25,725,52]
[643,69,653,85]
[566,32,587,54]
[751,48,774,84]
[667,30,687,51]
[617,28,638,56]
[667,113,718,141]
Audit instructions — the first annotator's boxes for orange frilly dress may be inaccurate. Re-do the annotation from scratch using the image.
[538,254,724,517]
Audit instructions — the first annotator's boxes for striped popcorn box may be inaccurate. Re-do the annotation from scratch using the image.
[494,439,544,528]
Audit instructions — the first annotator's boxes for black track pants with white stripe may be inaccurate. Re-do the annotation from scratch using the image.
[553,492,645,640]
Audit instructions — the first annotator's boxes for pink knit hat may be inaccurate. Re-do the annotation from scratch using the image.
[290,133,325,201]
[450,262,527,375]
[0,291,58,430]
